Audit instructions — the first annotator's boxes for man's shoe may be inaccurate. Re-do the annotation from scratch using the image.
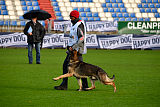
[29,62,32,64]
[54,85,67,90]
[36,62,41,64]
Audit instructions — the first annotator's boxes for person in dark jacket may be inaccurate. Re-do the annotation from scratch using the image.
[23,15,45,64]
[54,10,88,90]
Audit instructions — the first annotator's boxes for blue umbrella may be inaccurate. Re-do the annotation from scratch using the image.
[23,10,51,20]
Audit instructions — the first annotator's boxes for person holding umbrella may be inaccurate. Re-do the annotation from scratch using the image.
[23,10,51,64]
[54,10,88,90]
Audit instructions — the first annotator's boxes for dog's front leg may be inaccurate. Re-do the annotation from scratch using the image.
[53,73,73,81]
[76,78,82,91]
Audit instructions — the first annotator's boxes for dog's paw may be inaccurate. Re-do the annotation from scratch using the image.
[114,88,116,93]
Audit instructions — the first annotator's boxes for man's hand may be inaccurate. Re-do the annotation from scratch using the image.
[69,47,73,51]
[28,32,32,35]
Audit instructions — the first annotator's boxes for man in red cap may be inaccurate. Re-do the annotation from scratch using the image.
[54,10,88,90]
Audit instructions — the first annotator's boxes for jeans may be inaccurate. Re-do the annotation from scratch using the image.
[28,42,40,63]
[60,53,88,88]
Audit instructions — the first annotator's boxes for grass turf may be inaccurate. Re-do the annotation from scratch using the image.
[0,48,160,107]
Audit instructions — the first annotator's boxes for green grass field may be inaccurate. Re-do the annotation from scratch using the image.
[0,48,160,107]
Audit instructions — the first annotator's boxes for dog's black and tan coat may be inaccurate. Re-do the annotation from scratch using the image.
[53,50,116,92]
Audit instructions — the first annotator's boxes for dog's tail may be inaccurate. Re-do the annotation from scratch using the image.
[106,74,115,82]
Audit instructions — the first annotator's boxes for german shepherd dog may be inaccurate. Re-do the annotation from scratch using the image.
[53,50,116,92]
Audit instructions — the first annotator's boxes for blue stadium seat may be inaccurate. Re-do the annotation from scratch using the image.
[106,0,110,3]
[111,0,116,3]
[82,0,87,2]
[153,0,158,3]
[87,0,93,2]
[147,0,152,3]
[5,20,10,26]
[114,18,119,21]
[143,4,149,8]
[24,11,28,14]
[70,0,74,2]
[141,0,146,3]
[119,3,124,8]
[119,18,125,21]
[75,0,80,2]
[121,8,127,12]
[87,12,92,17]
[27,1,32,6]
[21,1,26,6]
[155,13,160,18]
[132,18,137,21]
[80,12,86,17]
[112,13,117,17]
[0,1,5,5]
[103,8,108,12]
[108,3,112,8]
[140,8,145,12]
[1,5,6,10]
[146,8,151,13]
[126,18,131,21]
[130,13,135,17]
[79,8,84,12]
[124,13,129,17]
[145,18,150,21]
[0,20,4,26]
[11,21,17,26]
[82,17,88,21]
[93,12,98,17]
[19,16,24,20]
[117,0,122,3]
[115,8,120,12]
[85,8,90,12]
[102,3,106,7]
[54,7,60,11]
[32,0,38,1]
[56,12,61,16]
[57,17,63,20]
[28,6,34,11]
[94,17,100,21]
[73,7,78,11]
[2,10,8,15]
[88,17,94,21]
[156,3,160,8]
[51,0,57,1]
[34,6,40,10]
[152,8,157,13]
[118,13,123,17]
[113,4,118,8]
[22,6,27,11]
[149,4,155,8]
[139,18,144,21]
[138,4,142,8]
[33,2,39,6]
[109,8,114,12]
[52,2,58,6]
[20,21,26,26]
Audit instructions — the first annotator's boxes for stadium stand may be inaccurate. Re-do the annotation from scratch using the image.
[0,0,160,32]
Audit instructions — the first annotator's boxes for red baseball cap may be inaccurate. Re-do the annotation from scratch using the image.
[70,10,79,18]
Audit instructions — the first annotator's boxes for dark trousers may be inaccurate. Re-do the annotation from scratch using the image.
[28,42,40,63]
[60,53,88,88]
